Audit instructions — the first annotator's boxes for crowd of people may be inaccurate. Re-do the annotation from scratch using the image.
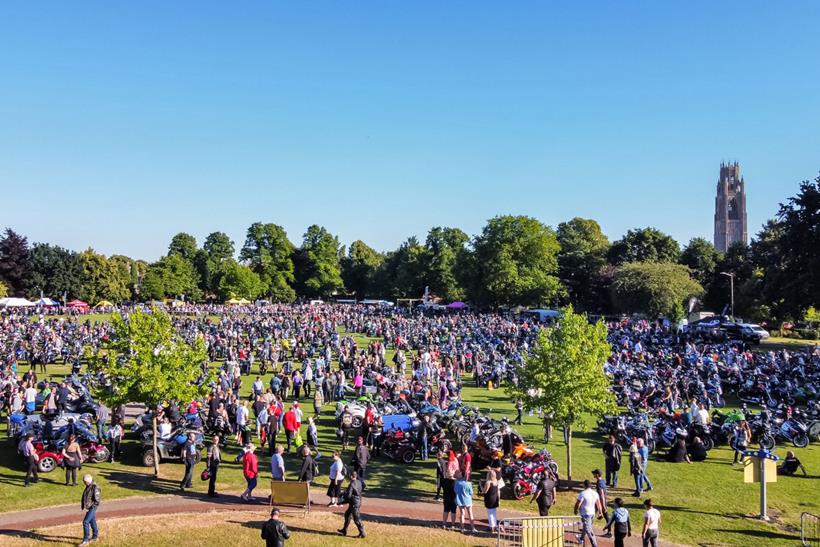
[1,302,818,546]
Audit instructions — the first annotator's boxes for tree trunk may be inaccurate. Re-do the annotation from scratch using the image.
[565,424,572,482]
[152,414,160,477]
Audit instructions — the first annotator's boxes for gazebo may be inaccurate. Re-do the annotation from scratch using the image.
[67,299,90,312]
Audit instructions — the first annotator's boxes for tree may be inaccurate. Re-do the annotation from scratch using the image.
[239,222,296,302]
[93,308,212,475]
[78,249,131,304]
[376,237,427,299]
[26,243,83,300]
[141,255,202,301]
[216,259,264,300]
[506,306,615,480]
[0,280,7,298]
[557,218,610,311]
[768,175,820,318]
[341,240,384,299]
[195,232,236,295]
[0,228,31,295]
[611,262,703,318]
[608,227,681,265]
[470,215,563,307]
[293,225,344,298]
[423,227,469,302]
[167,233,198,261]
[680,237,721,290]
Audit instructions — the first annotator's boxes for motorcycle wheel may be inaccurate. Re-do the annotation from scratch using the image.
[352,416,363,429]
[792,434,809,449]
[713,396,726,408]
[93,447,111,463]
[142,449,156,468]
[401,449,416,464]
[38,456,57,473]
[646,438,656,454]
[759,435,775,450]
[702,436,714,451]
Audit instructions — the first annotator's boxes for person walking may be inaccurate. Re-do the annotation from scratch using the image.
[482,468,502,534]
[637,438,653,492]
[283,405,299,453]
[530,471,557,516]
[602,435,622,488]
[107,419,123,462]
[261,507,290,547]
[629,443,644,497]
[641,499,661,547]
[454,470,476,533]
[353,436,370,481]
[313,384,323,417]
[513,400,524,425]
[603,497,631,547]
[179,432,198,491]
[61,434,82,486]
[271,444,286,482]
[593,469,609,522]
[337,471,366,538]
[574,479,602,547]
[240,444,259,501]
[328,451,345,506]
[298,445,316,484]
[207,435,221,497]
[19,433,39,486]
[78,474,101,546]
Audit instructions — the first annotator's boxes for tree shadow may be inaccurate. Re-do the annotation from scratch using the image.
[230,518,342,537]
[713,528,798,541]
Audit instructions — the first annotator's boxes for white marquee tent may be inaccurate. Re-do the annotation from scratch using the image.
[0,297,35,308]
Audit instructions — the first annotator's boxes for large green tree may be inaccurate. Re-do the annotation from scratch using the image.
[680,237,722,291]
[556,217,610,311]
[239,222,296,302]
[507,306,615,480]
[26,243,83,300]
[78,249,131,304]
[93,308,212,475]
[422,227,469,302]
[341,240,384,299]
[0,280,8,298]
[195,231,236,295]
[469,215,563,307]
[141,254,202,301]
[216,259,264,300]
[293,225,344,298]
[611,262,703,318]
[0,228,31,296]
[608,227,681,265]
[167,233,198,262]
[376,237,427,299]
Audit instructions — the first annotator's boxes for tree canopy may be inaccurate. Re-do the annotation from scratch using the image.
[608,227,681,265]
[239,222,296,302]
[422,227,469,302]
[167,233,198,261]
[557,217,610,311]
[0,228,31,296]
[341,240,383,300]
[611,262,703,319]
[293,225,344,298]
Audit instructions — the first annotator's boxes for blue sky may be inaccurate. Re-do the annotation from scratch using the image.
[2,2,818,260]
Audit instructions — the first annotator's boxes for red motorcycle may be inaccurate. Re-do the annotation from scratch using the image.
[34,441,111,473]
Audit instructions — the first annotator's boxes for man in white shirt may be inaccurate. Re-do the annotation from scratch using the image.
[24,385,38,414]
[573,479,602,547]
[642,498,661,547]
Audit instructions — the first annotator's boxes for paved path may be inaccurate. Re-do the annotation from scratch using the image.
[0,488,674,546]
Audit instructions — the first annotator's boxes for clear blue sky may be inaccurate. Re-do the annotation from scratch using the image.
[2,2,818,260]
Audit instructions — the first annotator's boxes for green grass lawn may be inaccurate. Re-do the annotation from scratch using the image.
[2,330,818,546]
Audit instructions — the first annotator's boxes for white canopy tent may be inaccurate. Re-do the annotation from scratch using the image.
[33,297,61,306]
[0,297,36,308]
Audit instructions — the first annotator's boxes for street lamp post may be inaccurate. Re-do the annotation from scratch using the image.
[720,272,735,320]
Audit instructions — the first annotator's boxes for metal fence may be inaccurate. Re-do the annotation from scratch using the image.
[497,516,583,547]
[803,512,820,547]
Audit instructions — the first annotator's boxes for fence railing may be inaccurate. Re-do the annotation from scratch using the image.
[497,516,582,547]
[803,512,820,547]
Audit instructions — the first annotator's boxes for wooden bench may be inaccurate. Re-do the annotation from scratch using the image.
[269,480,310,516]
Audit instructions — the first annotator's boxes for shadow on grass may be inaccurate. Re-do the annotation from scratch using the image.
[713,528,797,541]
[231,518,343,537]
[0,529,77,543]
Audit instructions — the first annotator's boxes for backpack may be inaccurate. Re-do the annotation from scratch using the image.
[342,413,353,427]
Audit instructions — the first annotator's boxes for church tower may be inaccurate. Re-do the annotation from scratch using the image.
[713,161,748,252]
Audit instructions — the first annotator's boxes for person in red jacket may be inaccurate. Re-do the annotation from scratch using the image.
[240,444,259,502]
[283,406,299,453]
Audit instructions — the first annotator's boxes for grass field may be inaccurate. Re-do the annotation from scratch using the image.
[3,510,495,547]
[2,327,818,546]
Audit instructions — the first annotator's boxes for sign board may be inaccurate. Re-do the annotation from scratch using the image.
[270,480,310,515]
[743,456,777,483]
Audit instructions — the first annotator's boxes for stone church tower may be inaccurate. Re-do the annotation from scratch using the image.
[713,161,748,252]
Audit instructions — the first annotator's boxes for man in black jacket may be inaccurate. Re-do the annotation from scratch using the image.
[603,435,622,488]
[261,507,290,547]
[79,474,101,546]
[353,436,370,481]
[337,471,366,538]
